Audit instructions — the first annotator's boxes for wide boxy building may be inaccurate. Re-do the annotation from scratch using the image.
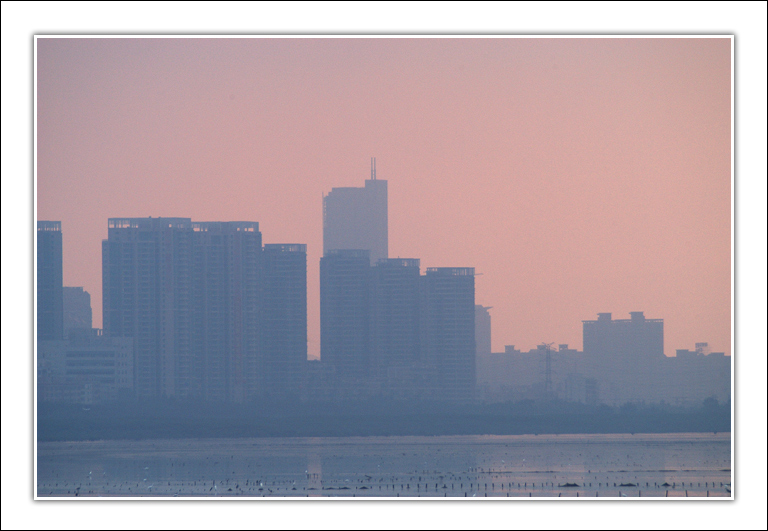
[37,328,134,404]
[582,311,664,404]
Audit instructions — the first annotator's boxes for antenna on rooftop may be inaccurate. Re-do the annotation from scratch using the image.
[371,157,376,180]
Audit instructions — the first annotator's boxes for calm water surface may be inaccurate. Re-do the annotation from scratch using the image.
[37,433,731,498]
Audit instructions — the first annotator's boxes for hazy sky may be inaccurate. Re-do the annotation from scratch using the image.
[36,37,731,358]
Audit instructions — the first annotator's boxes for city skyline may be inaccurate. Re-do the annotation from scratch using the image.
[39,214,730,406]
[36,37,732,359]
[7,1,766,525]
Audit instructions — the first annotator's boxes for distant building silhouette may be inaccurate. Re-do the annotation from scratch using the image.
[664,344,730,405]
[477,311,730,406]
[301,359,338,402]
[103,218,270,402]
[37,221,63,341]
[370,258,421,394]
[583,312,664,404]
[320,170,479,403]
[63,287,92,337]
[477,344,585,403]
[37,222,133,405]
[420,267,476,402]
[103,218,196,400]
[583,312,664,362]
[262,244,308,397]
[323,160,388,264]
[475,305,492,357]
[320,249,371,380]
[38,328,134,404]
[191,221,263,402]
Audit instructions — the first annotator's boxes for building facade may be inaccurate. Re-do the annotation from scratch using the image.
[420,267,476,402]
[37,221,64,342]
[38,328,134,404]
[370,258,422,390]
[582,311,664,404]
[103,217,195,400]
[262,244,308,397]
[102,218,266,402]
[191,221,263,402]
[320,249,371,381]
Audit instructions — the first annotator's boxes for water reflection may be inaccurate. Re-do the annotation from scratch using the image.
[37,433,731,498]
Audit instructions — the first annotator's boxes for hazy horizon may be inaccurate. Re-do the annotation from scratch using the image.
[36,37,732,358]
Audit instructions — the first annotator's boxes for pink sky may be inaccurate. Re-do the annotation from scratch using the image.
[36,37,731,358]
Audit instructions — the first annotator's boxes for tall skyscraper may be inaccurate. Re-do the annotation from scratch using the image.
[103,218,195,399]
[37,221,64,342]
[323,159,388,264]
[102,218,263,402]
[320,249,371,380]
[370,258,421,379]
[262,244,307,397]
[191,222,263,402]
[420,267,476,402]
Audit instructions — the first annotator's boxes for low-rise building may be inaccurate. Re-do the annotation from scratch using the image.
[37,328,133,404]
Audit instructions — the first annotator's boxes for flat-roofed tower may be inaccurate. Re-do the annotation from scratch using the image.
[420,267,476,402]
[582,311,664,404]
[370,258,421,377]
[320,249,371,379]
[37,221,64,342]
[262,243,307,397]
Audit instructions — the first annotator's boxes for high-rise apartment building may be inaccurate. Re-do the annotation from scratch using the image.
[102,218,263,402]
[323,160,388,264]
[420,267,476,402]
[320,170,478,402]
[103,218,195,399]
[191,222,263,402]
[320,249,371,380]
[37,221,64,342]
[370,258,421,380]
[262,244,307,397]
